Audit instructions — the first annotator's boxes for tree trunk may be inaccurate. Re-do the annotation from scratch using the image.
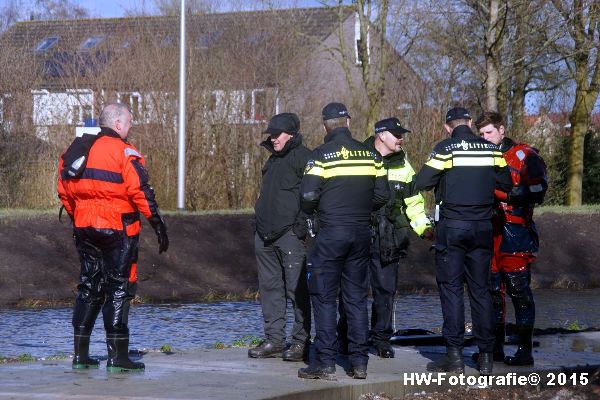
[485,0,500,111]
[567,93,592,206]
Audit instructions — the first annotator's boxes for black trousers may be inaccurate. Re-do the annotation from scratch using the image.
[255,230,310,345]
[307,226,371,368]
[72,227,139,336]
[338,234,398,345]
[434,218,495,352]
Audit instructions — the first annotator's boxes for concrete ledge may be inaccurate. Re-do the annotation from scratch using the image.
[0,332,598,400]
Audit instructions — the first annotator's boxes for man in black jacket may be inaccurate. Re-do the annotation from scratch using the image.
[250,113,312,362]
[415,107,512,376]
[297,103,389,381]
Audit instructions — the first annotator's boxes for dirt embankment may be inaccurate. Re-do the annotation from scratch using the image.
[0,212,597,307]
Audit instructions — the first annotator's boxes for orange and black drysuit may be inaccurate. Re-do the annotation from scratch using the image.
[58,127,164,338]
[490,137,547,361]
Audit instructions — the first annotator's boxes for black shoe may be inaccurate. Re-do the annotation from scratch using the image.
[72,334,100,369]
[471,348,505,363]
[248,341,285,359]
[298,365,336,380]
[504,348,534,366]
[282,343,309,362]
[478,352,493,375]
[375,342,395,358]
[427,346,464,373]
[349,365,367,379]
[106,334,145,372]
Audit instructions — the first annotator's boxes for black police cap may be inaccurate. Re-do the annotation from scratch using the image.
[263,112,300,135]
[374,117,411,135]
[322,102,351,121]
[445,107,471,122]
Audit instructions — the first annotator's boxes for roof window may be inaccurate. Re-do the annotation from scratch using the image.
[80,35,106,50]
[35,36,59,52]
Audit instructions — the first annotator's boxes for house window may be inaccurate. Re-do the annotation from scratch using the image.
[119,92,143,122]
[35,36,60,52]
[242,89,273,123]
[254,90,267,122]
[354,14,370,65]
[80,35,106,50]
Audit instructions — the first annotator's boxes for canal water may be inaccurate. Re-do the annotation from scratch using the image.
[1,289,598,359]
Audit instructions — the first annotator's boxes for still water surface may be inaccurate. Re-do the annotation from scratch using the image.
[1,289,598,358]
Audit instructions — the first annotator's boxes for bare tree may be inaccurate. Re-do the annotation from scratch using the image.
[550,0,600,206]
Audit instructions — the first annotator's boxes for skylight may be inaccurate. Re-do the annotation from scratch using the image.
[80,35,106,50]
[34,36,59,52]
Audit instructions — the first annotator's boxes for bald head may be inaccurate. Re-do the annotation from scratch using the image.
[99,102,132,139]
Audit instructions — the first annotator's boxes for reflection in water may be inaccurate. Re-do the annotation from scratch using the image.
[0,289,598,358]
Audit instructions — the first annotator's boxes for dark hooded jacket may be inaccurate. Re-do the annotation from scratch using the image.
[254,133,311,242]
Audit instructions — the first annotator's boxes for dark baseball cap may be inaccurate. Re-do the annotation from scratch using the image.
[263,112,300,135]
[445,107,471,122]
[374,117,411,136]
[322,102,351,121]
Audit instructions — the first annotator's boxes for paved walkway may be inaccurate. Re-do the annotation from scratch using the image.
[0,332,598,400]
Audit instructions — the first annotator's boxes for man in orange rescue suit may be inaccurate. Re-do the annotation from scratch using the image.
[58,102,169,372]
[475,111,547,366]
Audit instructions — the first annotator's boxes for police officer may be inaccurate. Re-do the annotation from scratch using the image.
[338,117,433,359]
[297,103,389,380]
[475,111,547,366]
[58,102,168,372]
[415,107,512,375]
[249,113,312,362]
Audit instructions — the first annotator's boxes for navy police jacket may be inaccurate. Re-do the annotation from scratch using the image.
[300,127,390,228]
[415,125,512,220]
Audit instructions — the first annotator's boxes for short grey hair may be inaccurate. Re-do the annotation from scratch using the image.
[99,102,131,128]
[323,117,348,133]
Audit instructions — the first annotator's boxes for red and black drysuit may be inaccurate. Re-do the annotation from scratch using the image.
[58,128,165,340]
[490,137,547,361]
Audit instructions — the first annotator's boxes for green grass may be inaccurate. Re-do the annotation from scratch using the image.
[536,204,600,214]
[0,353,37,363]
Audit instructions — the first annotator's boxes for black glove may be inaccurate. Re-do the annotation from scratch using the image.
[149,215,169,254]
[292,213,308,240]
[507,185,528,205]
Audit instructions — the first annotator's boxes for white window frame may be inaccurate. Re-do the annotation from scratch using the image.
[118,92,143,123]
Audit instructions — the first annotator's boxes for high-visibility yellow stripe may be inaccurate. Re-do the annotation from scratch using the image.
[452,157,495,167]
[452,150,496,156]
[307,165,379,178]
[495,156,507,167]
[435,153,453,159]
[425,158,452,170]
[314,159,379,167]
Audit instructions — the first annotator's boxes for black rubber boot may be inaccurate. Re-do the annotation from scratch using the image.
[427,346,464,373]
[72,334,99,369]
[478,352,493,375]
[106,334,145,372]
[504,325,534,366]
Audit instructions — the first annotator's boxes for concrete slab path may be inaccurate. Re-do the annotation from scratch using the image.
[0,332,598,400]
